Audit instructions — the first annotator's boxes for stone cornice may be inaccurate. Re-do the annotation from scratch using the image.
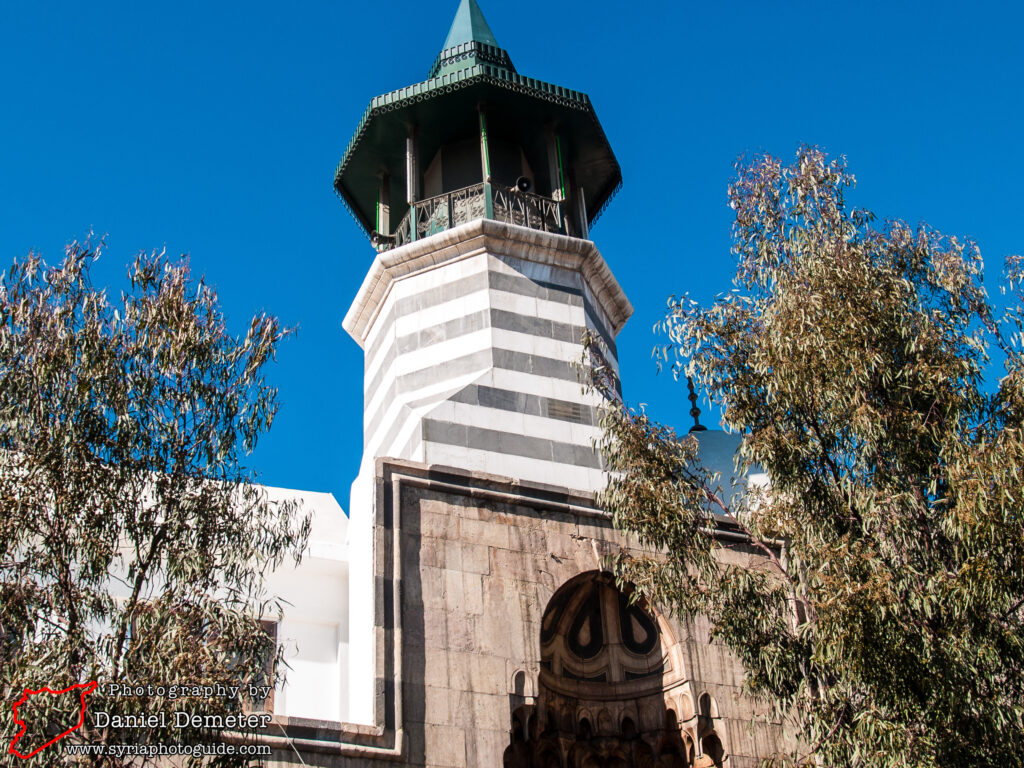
[343,219,633,348]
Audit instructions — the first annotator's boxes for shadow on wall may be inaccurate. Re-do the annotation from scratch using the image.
[503,571,726,768]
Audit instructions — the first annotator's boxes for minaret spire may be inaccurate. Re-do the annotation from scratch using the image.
[428,0,515,79]
[442,0,499,49]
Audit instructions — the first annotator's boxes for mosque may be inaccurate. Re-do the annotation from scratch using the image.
[259,2,785,765]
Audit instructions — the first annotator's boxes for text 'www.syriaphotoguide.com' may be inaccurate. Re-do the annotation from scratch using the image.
[63,743,271,758]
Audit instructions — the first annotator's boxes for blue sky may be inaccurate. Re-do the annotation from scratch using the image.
[1,1,1021,505]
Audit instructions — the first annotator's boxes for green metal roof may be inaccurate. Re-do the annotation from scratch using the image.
[429,0,515,80]
[334,1,622,242]
[442,0,498,50]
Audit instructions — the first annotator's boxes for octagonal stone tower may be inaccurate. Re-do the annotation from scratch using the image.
[339,1,630,725]
[344,222,629,493]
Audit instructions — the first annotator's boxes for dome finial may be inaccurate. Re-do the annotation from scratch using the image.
[687,376,707,433]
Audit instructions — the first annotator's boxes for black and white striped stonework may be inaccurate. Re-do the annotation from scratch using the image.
[345,218,632,494]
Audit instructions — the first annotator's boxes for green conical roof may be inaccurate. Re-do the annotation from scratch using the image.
[442,0,499,50]
[335,0,622,243]
[428,0,514,79]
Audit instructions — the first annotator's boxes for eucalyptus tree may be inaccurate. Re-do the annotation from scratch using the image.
[0,241,309,765]
[593,148,1024,767]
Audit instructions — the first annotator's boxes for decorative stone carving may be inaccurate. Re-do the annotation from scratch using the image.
[505,572,709,768]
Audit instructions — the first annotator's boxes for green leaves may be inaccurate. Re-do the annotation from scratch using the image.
[0,240,309,766]
[595,148,1024,767]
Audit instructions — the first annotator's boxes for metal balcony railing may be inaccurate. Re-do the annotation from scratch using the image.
[382,182,565,251]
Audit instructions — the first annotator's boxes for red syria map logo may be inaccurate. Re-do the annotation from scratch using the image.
[8,681,98,759]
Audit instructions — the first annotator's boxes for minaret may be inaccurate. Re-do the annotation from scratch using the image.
[337,0,630,724]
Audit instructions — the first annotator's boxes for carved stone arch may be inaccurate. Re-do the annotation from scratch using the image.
[684,733,696,764]
[597,708,614,736]
[676,692,695,723]
[512,668,534,698]
[652,611,687,685]
[508,570,692,767]
[694,693,726,768]
[697,692,719,720]
[621,713,638,739]
[577,708,594,738]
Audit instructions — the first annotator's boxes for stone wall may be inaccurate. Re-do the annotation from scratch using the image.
[261,461,787,767]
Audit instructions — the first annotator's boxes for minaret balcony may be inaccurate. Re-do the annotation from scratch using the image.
[377,181,566,251]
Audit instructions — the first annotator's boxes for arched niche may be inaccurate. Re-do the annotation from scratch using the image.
[504,571,701,768]
[693,693,726,768]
